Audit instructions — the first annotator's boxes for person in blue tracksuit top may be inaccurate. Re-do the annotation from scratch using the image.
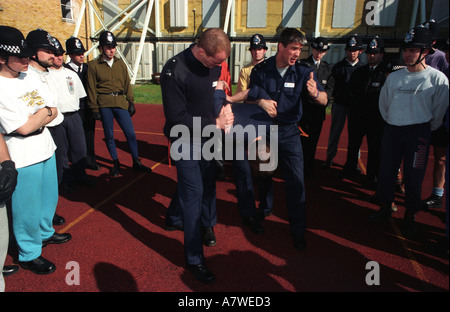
[228,28,327,251]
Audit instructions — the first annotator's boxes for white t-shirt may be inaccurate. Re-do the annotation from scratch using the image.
[48,66,86,113]
[0,72,57,169]
[26,66,64,127]
[379,66,449,131]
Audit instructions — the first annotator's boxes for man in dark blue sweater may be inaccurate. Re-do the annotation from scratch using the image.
[161,28,233,284]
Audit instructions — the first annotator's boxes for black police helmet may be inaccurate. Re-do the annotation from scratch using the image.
[402,26,434,54]
[422,19,440,40]
[345,34,363,51]
[65,37,86,54]
[51,37,65,55]
[26,28,57,52]
[249,34,267,50]
[99,31,117,47]
[311,37,330,51]
[366,36,385,54]
[0,25,33,58]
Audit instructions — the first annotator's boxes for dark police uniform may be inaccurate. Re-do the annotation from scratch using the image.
[343,62,387,184]
[326,37,365,164]
[299,55,334,177]
[247,56,325,244]
[161,44,220,266]
[63,38,98,170]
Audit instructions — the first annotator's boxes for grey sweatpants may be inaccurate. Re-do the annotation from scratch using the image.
[0,202,8,292]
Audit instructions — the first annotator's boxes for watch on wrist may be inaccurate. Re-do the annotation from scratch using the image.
[47,107,52,117]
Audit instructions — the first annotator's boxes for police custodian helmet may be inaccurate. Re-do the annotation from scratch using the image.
[345,34,363,51]
[402,25,434,54]
[366,36,385,54]
[26,28,58,52]
[249,34,268,50]
[65,37,86,54]
[0,25,33,58]
[99,31,117,47]
[310,37,330,51]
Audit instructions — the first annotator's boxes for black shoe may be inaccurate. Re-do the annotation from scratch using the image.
[133,158,152,173]
[369,206,392,221]
[87,163,101,171]
[293,235,306,251]
[63,181,75,193]
[203,227,216,247]
[110,160,120,177]
[187,264,216,284]
[2,265,19,277]
[164,222,184,232]
[323,158,333,168]
[53,214,66,226]
[42,233,72,247]
[19,256,56,275]
[77,176,96,187]
[256,209,273,221]
[242,216,265,234]
[422,194,443,210]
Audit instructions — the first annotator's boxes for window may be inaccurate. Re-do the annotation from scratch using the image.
[203,0,221,28]
[282,0,304,28]
[61,0,74,22]
[332,0,357,28]
[247,0,267,28]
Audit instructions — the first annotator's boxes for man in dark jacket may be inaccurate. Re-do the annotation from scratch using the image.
[341,36,387,187]
[325,34,365,167]
[300,37,335,178]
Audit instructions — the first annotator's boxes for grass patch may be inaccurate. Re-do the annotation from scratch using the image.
[134,83,331,115]
[133,83,163,105]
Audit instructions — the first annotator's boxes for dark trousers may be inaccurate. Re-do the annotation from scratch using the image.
[172,151,217,265]
[300,118,324,177]
[78,108,97,167]
[344,112,384,181]
[378,123,431,213]
[48,113,88,185]
[278,124,306,237]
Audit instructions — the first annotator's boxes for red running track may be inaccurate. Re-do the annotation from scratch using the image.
[3,103,448,293]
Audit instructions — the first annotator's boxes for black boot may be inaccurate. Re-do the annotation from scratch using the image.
[402,210,417,238]
[369,203,392,221]
[110,159,120,177]
[133,158,152,173]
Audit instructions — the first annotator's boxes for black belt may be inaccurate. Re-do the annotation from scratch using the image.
[63,111,78,116]
[4,127,45,137]
[98,91,124,96]
[273,120,295,126]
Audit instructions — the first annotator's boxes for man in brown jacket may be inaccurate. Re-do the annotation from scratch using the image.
[87,30,151,176]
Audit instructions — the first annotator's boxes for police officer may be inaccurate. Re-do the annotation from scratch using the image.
[64,37,100,171]
[236,34,268,93]
[371,26,449,237]
[341,36,386,186]
[161,28,233,284]
[325,34,365,168]
[300,37,335,178]
[48,37,95,192]
[86,31,151,177]
[230,28,327,251]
